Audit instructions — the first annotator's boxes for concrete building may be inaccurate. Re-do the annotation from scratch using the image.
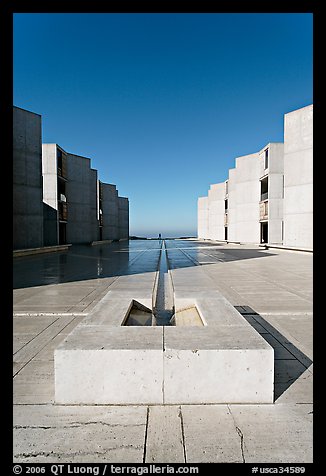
[226,169,237,242]
[198,105,313,250]
[283,105,313,250]
[66,152,98,244]
[207,183,225,241]
[14,106,130,248]
[197,197,209,240]
[98,181,120,241]
[234,152,260,244]
[42,144,99,245]
[13,106,44,250]
[118,196,129,240]
[42,144,68,245]
[258,143,284,245]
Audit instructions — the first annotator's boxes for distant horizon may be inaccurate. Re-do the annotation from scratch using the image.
[130,231,197,239]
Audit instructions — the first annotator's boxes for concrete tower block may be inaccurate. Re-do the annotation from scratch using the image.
[197,196,209,239]
[118,196,129,240]
[283,105,313,250]
[208,183,225,241]
[13,106,44,249]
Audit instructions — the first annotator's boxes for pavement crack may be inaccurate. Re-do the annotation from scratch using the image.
[178,406,187,463]
[227,404,246,463]
[14,422,145,430]
[14,445,140,460]
[235,426,246,463]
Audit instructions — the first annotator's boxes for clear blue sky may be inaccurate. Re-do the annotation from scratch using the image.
[13,13,312,237]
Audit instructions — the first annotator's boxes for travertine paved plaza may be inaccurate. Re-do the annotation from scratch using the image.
[13,239,313,463]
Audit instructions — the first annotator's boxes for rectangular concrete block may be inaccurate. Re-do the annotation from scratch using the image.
[54,285,274,405]
[55,326,164,404]
[163,327,274,404]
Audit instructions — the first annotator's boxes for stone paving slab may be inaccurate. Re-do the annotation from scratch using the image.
[228,403,313,463]
[260,313,313,360]
[14,315,76,363]
[274,360,311,401]
[13,362,26,375]
[13,334,36,354]
[275,365,313,404]
[13,405,147,463]
[181,405,243,463]
[13,315,58,334]
[145,406,185,463]
[13,361,54,404]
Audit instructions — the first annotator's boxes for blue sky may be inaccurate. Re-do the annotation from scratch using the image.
[13,13,312,237]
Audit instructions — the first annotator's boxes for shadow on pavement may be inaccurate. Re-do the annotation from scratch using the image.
[235,305,312,401]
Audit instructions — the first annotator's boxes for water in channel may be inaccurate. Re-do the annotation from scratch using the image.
[153,240,174,326]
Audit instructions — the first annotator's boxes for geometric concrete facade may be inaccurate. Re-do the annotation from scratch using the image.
[98,182,120,241]
[13,105,129,249]
[197,197,209,240]
[207,183,225,241]
[42,143,67,246]
[198,104,313,250]
[97,182,129,242]
[118,196,129,240]
[13,106,44,249]
[258,142,284,245]
[283,105,313,249]
[227,168,237,242]
[43,144,100,245]
[65,152,98,244]
[234,152,260,244]
[42,144,129,245]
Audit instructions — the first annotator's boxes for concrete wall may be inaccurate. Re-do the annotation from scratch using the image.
[42,144,58,210]
[101,183,119,240]
[197,196,209,239]
[13,106,44,249]
[234,153,260,243]
[227,168,237,241]
[118,196,129,240]
[283,105,313,250]
[208,183,225,240]
[42,144,59,246]
[66,154,98,244]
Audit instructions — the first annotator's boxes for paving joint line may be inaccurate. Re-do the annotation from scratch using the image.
[142,406,150,463]
[14,312,88,317]
[178,406,187,463]
[13,314,79,378]
[13,316,61,357]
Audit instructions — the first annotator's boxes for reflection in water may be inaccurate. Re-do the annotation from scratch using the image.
[13,239,274,290]
[13,241,161,289]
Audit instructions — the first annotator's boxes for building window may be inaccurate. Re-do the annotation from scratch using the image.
[260,176,268,201]
[57,179,66,202]
[57,149,62,170]
[224,199,228,211]
[264,148,269,169]
[225,181,228,195]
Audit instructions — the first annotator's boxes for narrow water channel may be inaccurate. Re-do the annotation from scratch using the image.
[153,240,174,326]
